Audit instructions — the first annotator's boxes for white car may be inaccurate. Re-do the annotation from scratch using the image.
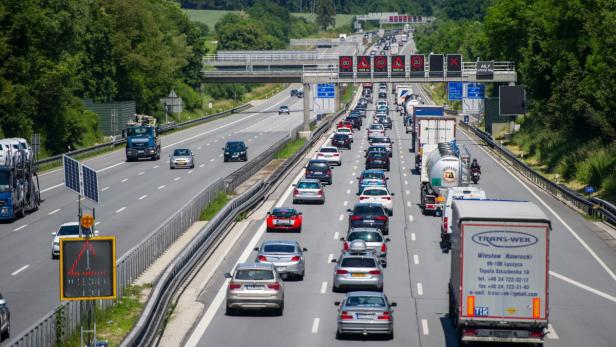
[315,146,342,166]
[440,187,486,249]
[376,101,388,109]
[335,128,353,142]
[51,222,99,259]
[358,186,394,215]
[368,124,385,139]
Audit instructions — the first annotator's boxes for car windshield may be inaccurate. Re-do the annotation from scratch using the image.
[308,163,329,170]
[341,258,377,267]
[262,244,296,253]
[57,225,81,236]
[235,269,274,280]
[271,209,297,218]
[348,231,383,242]
[362,189,387,196]
[320,148,337,153]
[346,296,386,307]
[173,149,190,156]
[354,205,384,215]
[362,172,384,179]
[226,142,244,149]
[0,170,10,192]
[127,126,153,137]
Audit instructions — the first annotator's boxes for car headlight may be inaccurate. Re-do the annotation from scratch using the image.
[225,152,230,155]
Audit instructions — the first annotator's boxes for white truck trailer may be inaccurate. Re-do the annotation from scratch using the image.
[449,200,550,345]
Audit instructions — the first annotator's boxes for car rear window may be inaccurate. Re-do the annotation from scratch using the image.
[354,206,385,215]
[271,209,297,218]
[362,189,387,196]
[372,138,391,144]
[333,134,349,140]
[370,125,384,130]
[235,269,274,280]
[57,225,81,236]
[348,231,383,242]
[262,244,296,253]
[320,148,337,153]
[368,153,387,159]
[308,163,329,170]
[346,296,386,307]
[341,258,377,267]
[297,181,320,189]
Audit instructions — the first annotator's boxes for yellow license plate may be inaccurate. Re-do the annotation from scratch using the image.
[351,273,366,277]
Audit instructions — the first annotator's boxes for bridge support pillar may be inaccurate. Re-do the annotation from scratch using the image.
[335,83,340,110]
[303,83,311,132]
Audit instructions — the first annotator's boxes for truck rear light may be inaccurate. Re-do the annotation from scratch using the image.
[532,298,541,318]
[377,311,391,320]
[336,269,348,275]
[258,255,268,262]
[228,282,241,290]
[343,242,349,251]
[463,328,477,336]
[267,282,281,290]
[290,256,300,262]
[467,295,475,317]
[443,217,448,231]
[340,311,353,320]
[368,270,381,275]
[530,330,544,338]
[381,243,387,252]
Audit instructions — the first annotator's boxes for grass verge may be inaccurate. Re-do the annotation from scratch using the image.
[275,138,306,160]
[200,191,230,221]
[340,84,356,106]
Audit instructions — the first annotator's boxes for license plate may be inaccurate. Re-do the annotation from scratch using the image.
[245,285,264,290]
[351,273,366,277]
[364,219,375,223]
[138,150,144,154]
[276,266,286,271]
[274,220,293,225]
[356,313,374,319]
[313,171,322,175]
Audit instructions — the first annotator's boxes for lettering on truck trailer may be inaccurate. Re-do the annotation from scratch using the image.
[472,231,539,248]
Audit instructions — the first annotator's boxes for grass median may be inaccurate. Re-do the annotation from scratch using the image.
[200,191,230,221]
[275,138,306,160]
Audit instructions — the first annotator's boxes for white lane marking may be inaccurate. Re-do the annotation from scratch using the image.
[154,165,160,169]
[346,189,351,194]
[11,265,29,276]
[320,281,328,294]
[218,153,223,157]
[404,180,408,185]
[214,139,218,143]
[139,195,148,200]
[158,185,166,190]
[353,165,357,170]
[402,166,406,170]
[334,231,340,240]
[465,130,616,283]
[48,208,61,215]
[546,324,559,339]
[409,215,414,222]
[328,253,334,263]
[411,233,416,241]
[311,318,320,334]
[406,190,410,195]
[349,180,353,185]
[413,254,419,265]
[338,214,344,221]
[401,161,405,164]
[199,164,205,168]
[138,171,144,176]
[13,224,28,232]
[343,201,348,206]
[206,143,210,146]
[95,221,100,226]
[210,158,215,162]
[407,201,411,207]
[40,183,63,193]
[403,173,407,177]
[98,161,124,173]
[116,207,126,213]
[351,172,356,177]
[101,187,110,192]
[417,282,424,296]
[121,178,128,183]
[355,160,359,163]
[550,271,616,303]
[421,319,429,335]
[174,177,181,181]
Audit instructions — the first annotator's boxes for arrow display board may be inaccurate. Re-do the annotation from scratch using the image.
[63,155,81,194]
[338,56,353,78]
[82,164,99,203]
[60,236,117,300]
[429,54,444,77]
[357,55,371,77]
[374,55,387,77]
[447,54,462,77]
[391,55,405,77]
[410,54,425,77]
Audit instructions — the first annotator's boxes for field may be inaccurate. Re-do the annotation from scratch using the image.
[185,9,356,29]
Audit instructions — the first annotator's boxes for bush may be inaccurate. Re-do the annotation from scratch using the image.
[575,148,616,189]
[174,81,202,111]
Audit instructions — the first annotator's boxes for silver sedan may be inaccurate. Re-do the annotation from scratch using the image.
[224,263,284,315]
[169,148,194,169]
[332,251,384,292]
[335,291,396,339]
[292,178,325,204]
[254,240,307,280]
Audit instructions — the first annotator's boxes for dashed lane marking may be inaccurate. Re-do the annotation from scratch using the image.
[413,254,419,265]
[138,171,144,176]
[158,185,166,190]
[421,319,429,335]
[311,318,320,334]
[338,214,344,221]
[11,265,29,276]
[174,177,181,181]
[334,231,339,240]
[343,201,348,206]
[139,195,148,200]
[48,209,60,215]
[417,283,423,295]
[411,233,416,241]
[320,282,328,294]
[13,225,27,232]
[328,254,334,263]
[199,164,205,168]
[121,178,128,183]
[153,165,160,169]
[101,187,109,191]
[116,207,126,213]
[409,215,414,222]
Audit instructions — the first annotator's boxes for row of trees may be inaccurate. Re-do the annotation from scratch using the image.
[415,0,616,199]
[0,0,206,154]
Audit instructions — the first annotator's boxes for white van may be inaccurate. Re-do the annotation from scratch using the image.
[440,186,486,250]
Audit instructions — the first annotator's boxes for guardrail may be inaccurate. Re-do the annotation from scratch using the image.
[459,121,616,227]
[35,103,253,168]
[6,94,352,347]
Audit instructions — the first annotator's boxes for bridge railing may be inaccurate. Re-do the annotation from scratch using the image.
[203,52,339,64]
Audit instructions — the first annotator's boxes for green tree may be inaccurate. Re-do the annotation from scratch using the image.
[316,0,336,30]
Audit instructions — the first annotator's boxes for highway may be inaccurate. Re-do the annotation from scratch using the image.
[182,81,616,346]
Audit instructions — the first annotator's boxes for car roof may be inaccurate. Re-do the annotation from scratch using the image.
[346,291,385,298]
[297,178,321,183]
[362,169,385,173]
[308,159,329,164]
[236,262,274,270]
[262,239,298,246]
[272,207,298,213]
[226,141,245,145]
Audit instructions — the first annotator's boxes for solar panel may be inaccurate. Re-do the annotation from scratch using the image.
[63,155,80,194]
[82,164,99,203]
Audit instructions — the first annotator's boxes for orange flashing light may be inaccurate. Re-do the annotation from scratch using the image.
[467,296,475,316]
[532,298,541,318]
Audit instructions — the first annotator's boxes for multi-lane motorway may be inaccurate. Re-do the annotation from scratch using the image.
[181,82,616,346]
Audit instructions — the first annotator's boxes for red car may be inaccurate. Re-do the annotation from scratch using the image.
[266,207,303,232]
[337,121,354,131]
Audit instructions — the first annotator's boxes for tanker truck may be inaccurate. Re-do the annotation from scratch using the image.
[420,142,469,216]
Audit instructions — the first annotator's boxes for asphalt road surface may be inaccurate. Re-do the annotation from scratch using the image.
[185,86,616,347]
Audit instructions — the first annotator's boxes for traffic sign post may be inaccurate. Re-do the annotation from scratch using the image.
[391,55,405,77]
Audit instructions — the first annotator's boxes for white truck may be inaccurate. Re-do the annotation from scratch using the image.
[413,116,456,164]
[395,84,413,106]
[440,186,487,250]
[449,200,550,345]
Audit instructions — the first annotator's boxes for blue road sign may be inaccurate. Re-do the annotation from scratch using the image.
[82,164,99,203]
[414,106,444,116]
[467,83,485,99]
[584,185,596,194]
[317,83,335,99]
[63,155,80,194]
[448,82,463,101]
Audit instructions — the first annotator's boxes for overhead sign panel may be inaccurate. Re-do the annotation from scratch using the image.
[391,55,405,77]
[414,106,445,117]
[447,54,462,77]
[60,236,117,300]
[476,61,494,80]
[338,56,353,78]
[357,55,371,77]
[82,164,99,203]
[500,85,526,115]
[317,83,335,99]
[373,55,387,77]
[466,83,485,99]
[63,155,80,195]
[410,54,425,77]
[448,82,463,101]
[429,54,444,77]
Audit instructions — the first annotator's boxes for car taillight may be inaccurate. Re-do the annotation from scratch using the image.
[334,153,340,156]
[258,255,268,262]
[267,282,281,290]
[340,311,353,320]
[377,311,391,320]
[343,242,349,251]
[228,282,241,290]
[290,256,300,262]
[382,196,391,200]
[369,270,381,275]
[381,243,387,252]
[326,170,331,175]
[317,189,323,196]
[350,215,362,221]
[443,217,448,231]
[293,188,299,195]
[359,196,368,200]
[336,269,348,274]
[375,216,387,221]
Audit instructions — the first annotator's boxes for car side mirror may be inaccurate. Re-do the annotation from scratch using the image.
[386,177,389,180]
[221,148,225,150]
[356,177,360,179]
[346,209,352,213]
[391,193,395,196]
[385,238,391,242]
[391,302,397,307]
[0,299,5,306]
[302,247,308,251]
[339,237,345,241]
[51,232,57,236]
[224,272,232,279]
[266,212,270,215]
[254,247,259,251]
[334,301,340,306]
[330,258,337,263]
[299,212,303,215]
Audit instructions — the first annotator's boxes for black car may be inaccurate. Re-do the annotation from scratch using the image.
[345,116,361,130]
[380,117,393,129]
[366,152,390,171]
[0,292,9,341]
[305,159,333,185]
[223,141,248,162]
[331,134,352,149]
[378,92,387,99]
[347,203,390,235]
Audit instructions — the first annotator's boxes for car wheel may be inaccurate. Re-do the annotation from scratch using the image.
[170,166,174,169]
[191,164,195,169]
[275,303,284,316]
[225,306,236,316]
[223,157,228,162]
[298,272,305,281]
[336,330,344,340]
[388,209,393,216]
[296,226,302,233]
[386,330,394,340]
[292,199,297,204]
